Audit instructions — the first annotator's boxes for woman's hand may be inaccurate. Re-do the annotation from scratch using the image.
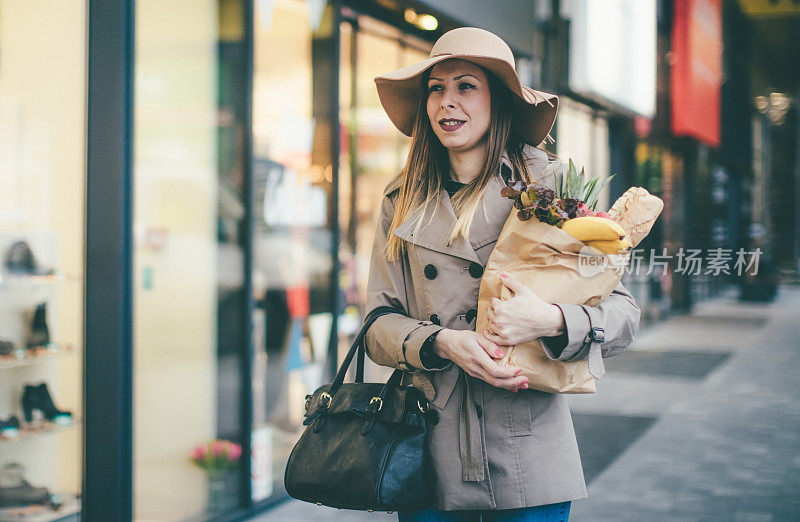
[434,329,529,392]
[483,274,566,346]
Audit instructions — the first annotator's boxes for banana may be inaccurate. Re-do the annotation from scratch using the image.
[584,238,632,255]
[561,216,626,242]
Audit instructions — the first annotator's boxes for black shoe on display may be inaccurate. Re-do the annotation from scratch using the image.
[26,303,50,349]
[0,463,57,509]
[21,383,72,425]
[0,416,21,439]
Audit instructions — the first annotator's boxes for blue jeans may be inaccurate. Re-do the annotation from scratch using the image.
[398,501,570,522]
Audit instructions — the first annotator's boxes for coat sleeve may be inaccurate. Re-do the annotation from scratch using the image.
[539,281,641,371]
[364,195,451,372]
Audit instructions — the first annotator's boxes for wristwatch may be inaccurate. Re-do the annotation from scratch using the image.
[419,330,449,370]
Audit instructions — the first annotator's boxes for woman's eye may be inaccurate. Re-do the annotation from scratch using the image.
[459,82,476,91]
[428,84,443,93]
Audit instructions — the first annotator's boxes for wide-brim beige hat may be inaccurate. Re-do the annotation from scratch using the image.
[374,27,559,146]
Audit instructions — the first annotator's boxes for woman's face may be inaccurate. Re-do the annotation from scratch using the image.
[426,59,491,154]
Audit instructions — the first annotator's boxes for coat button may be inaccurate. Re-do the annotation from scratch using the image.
[468,262,484,278]
[429,314,440,325]
[424,264,438,280]
[465,309,477,323]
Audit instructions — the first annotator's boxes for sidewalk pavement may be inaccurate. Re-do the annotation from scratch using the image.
[252,285,800,521]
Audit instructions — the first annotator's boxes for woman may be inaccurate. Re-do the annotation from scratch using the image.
[365,27,640,521]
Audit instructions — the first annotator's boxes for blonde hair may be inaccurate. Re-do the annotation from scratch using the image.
[385,68,542,261]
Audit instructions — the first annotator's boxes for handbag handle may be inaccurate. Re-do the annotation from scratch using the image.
[329,305,404,397]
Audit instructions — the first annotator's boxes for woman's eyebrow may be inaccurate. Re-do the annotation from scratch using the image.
[428,74,479,82]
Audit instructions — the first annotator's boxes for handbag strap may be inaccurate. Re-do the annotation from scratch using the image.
[328,245,414,396]
[329,305,403,396]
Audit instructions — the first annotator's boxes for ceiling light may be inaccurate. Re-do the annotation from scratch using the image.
[418,14,438,31]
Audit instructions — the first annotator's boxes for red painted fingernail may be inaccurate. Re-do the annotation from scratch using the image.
[500,274,508,278]
[521,383,529,390]
[515,368,522,375]
[495,350,504,357]
[512,389,518,393]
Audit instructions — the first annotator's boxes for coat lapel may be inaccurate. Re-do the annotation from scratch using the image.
[391,175,512,264]
[392,190,481,263]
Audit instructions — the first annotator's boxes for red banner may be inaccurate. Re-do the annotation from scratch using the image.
[671,0,722,148]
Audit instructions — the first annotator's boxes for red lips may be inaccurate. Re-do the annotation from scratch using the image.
[439,118,466,131]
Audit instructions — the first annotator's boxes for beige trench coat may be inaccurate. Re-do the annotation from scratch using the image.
[365,144,641,511]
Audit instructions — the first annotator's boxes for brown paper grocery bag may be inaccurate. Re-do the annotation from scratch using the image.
[476,216,624,394]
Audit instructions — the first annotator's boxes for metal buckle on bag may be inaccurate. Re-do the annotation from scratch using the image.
[319,392,332,410]
[369,397,383,412]
[417,399,429,413]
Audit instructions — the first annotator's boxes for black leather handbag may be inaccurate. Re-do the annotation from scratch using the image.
[284,305,439,512]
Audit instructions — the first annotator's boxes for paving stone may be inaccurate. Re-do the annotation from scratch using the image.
[567,287,800,521]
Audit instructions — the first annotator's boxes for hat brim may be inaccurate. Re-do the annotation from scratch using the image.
[374,54,558,147]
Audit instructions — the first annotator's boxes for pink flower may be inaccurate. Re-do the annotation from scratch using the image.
[211,440,226,457]
[191,444,207,461]
[227,442,242,461]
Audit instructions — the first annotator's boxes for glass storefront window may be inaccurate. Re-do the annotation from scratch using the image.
[338,15,430,381]
[250,0,334,505]
[133,1,247,519]
[0,1,86,520]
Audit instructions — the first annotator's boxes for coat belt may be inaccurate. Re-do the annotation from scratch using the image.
[430,364,486,483]
[458,368,485,482]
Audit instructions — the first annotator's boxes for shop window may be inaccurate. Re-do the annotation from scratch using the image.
[133,0,246,518]
[249,0,334,505]
[337,15,430,382]
[0,1,86,520]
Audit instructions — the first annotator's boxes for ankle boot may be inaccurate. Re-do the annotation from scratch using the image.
[21,384,72,425]
[26,303,50,349]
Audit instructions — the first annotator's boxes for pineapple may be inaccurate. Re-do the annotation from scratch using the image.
[545,158,615,210]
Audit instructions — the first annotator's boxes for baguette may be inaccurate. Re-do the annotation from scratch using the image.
[608,187,664,247]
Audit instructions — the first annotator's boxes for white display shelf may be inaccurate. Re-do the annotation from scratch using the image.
[0,346,74,371]
[0,272,81,287]
[0,420,79,445]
